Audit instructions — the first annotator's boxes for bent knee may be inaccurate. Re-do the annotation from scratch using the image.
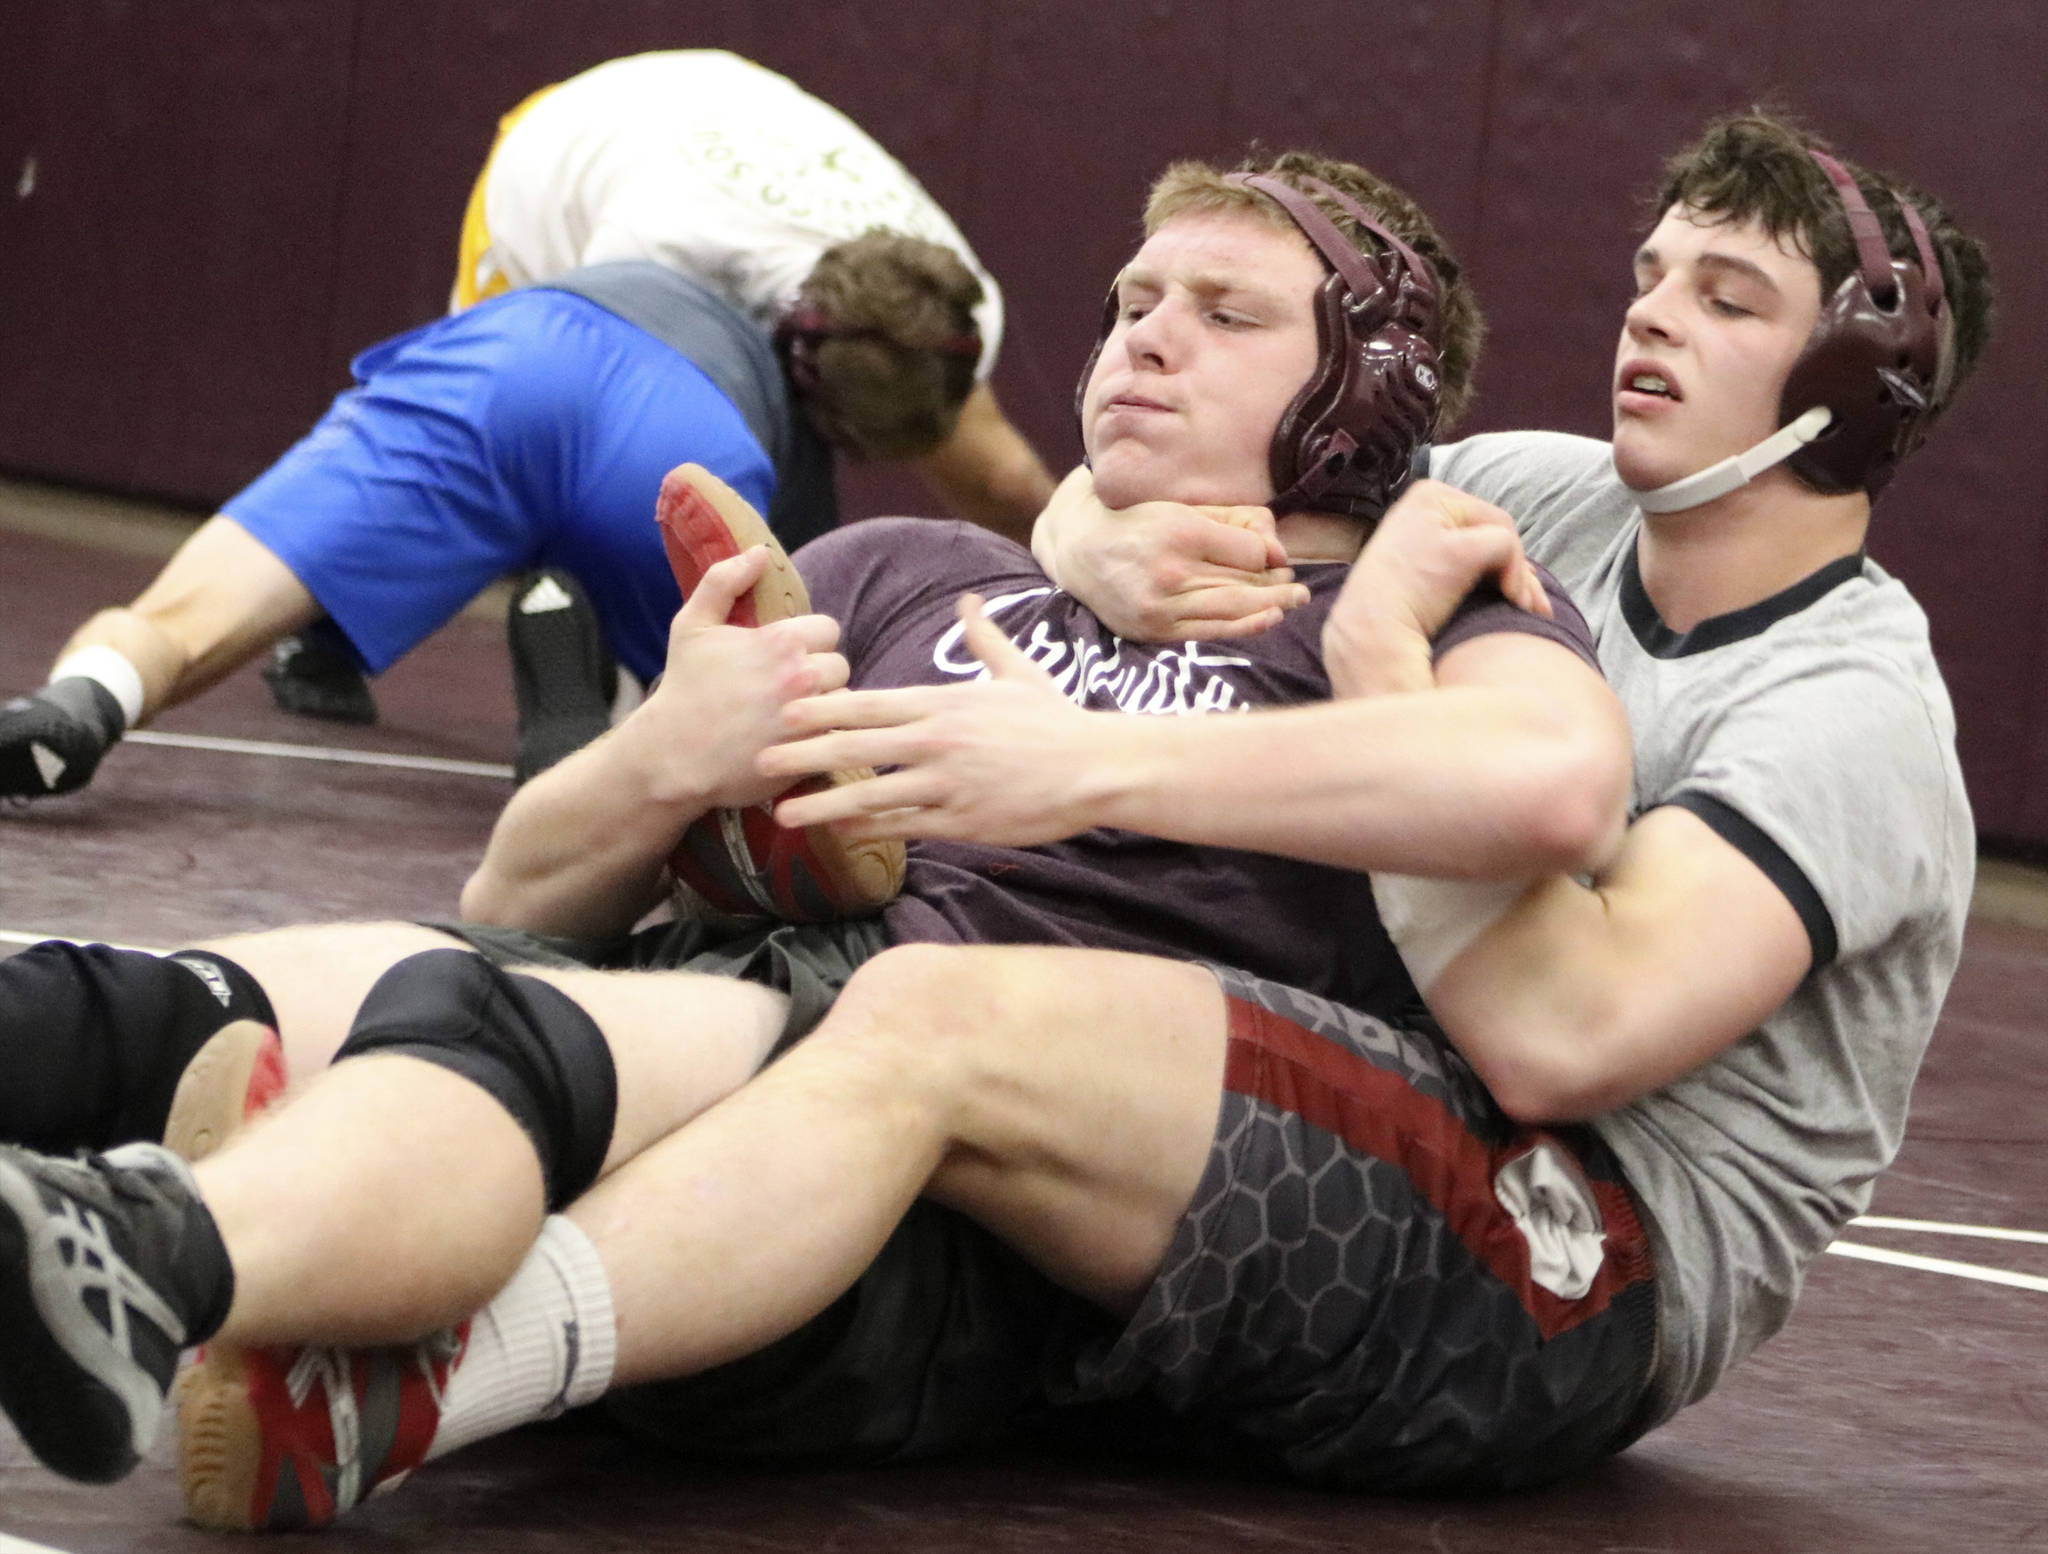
[811,943,1023,1105]
[827,944,1021,1049]
[837,941,990,1010]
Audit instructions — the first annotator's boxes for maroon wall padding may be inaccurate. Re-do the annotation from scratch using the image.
[0,2,357,496]
[0,0,2042,838]
[1463,0,1788,439]
[1773,0,2048,844]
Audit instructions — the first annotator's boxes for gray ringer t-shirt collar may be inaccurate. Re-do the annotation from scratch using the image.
[1619,541,1866,658]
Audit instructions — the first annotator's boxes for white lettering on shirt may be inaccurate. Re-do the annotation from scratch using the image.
[932,588,1258,716]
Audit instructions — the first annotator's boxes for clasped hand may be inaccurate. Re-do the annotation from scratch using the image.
[1034,467,1309,642]
[1324,480,1550,698]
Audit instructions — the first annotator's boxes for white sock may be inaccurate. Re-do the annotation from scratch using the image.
[50,645,146,727]
[425,1214,618,1462]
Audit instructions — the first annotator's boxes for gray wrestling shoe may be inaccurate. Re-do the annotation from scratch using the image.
[0,678,125,798]
[0,1142,234,1483]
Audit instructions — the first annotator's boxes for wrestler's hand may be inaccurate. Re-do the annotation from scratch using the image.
[1324,481,1549,699]
[760,594,1119,846]
[632,546,849,809]
[1033,467,1309,642]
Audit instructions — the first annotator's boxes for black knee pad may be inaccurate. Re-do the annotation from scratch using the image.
[0,940,276,1150]
[167,948,279,1031]
[336,949,616,1210]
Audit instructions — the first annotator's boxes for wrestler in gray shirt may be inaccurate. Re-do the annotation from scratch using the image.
[1434,429,1972,1423]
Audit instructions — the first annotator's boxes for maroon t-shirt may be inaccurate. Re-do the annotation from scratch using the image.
[794,517,1594,1022]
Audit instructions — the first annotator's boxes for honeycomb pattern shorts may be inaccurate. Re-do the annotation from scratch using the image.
[1054,963,1661,1493]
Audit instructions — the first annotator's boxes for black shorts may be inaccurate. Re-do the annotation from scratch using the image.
[570,955,1659,1490]
[432,913,888,1060]
[607,1200,1101,1465]
[435,918,1105,1462]
[1048,964,1660,1493]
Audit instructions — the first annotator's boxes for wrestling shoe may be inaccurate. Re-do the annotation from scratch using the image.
[159,1013,466,1530]
[178,1323,468,1530]
[0,678,124,798]
[261,618,378,725]
[162,1020,288,1166]
[0,1142,234,1483]
[668,771,906,922]
[655,463,904,921]
[508,568,618,784]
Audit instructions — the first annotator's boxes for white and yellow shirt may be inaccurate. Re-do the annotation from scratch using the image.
[454,49,1003,380]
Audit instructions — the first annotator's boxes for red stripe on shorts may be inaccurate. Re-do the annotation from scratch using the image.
[1221,994,1652,1340]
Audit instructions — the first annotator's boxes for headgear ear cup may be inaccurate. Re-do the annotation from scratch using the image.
[1634,148,1954,514]
[1227,173,1444,520]
[1780,150,1950,498]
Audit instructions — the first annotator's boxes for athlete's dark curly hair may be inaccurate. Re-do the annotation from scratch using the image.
[1654,109,1994,417]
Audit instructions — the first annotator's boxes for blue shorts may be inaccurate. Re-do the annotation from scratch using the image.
[222,288,777,685]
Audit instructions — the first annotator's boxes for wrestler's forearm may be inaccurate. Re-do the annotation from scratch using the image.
[1420,806,1811,1122]
[459,726,701,939]
[467,550,845,937]
[1091,671,1628,880]
[769,627,1626,866]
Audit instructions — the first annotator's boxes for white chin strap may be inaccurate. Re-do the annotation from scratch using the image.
[1631,405,1834,514]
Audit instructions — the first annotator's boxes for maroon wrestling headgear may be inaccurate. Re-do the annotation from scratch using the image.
[776,305,982,396]
[1074,171,1445,520]
[1779,150,1951,498]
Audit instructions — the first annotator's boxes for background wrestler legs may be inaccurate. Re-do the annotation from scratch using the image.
[56,518,324,729]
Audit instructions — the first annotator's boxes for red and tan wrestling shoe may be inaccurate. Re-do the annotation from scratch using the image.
[654,463,904,921]
[161,1019,288,1165]
[177,1324,468,1530]
[162,1022,467,1530]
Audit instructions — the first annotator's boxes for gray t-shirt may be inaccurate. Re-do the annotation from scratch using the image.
[1431,430,1973,1425]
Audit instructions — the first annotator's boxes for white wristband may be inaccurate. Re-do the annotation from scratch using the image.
[51,645,146,727]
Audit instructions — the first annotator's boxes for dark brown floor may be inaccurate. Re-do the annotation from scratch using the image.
[2,509,2045,1551]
